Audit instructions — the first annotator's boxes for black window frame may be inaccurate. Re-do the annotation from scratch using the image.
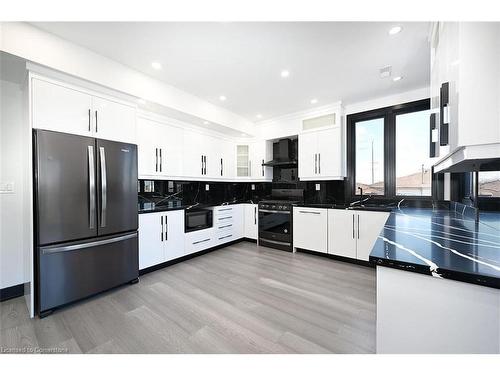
[347,98,432,200]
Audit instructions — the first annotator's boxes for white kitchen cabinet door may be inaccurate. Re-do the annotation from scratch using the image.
[250,141,272,180]
[317,127,342,178]
[137,117,161,177]
[355,211,389,261]
[161,124,183,177]
[32,78,93,137]
[92,96,136,144]
[244,204,258,240]
[163,210,185,261]
[184,228,214,255]
[236,144,250,177]
[298,132,318,179]
[183,130,206,178]
[220,139,236,179]
[293,207,328,253]
[138,212,165,270]
[327,209,357,259]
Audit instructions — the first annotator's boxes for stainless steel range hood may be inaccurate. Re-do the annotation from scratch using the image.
[433,143,500,173]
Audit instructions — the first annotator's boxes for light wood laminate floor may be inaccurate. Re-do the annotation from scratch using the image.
[0,241,376,354]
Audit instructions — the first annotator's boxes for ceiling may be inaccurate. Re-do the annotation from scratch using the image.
[31,22,430,122]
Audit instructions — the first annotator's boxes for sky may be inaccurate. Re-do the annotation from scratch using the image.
[355,109,433,185]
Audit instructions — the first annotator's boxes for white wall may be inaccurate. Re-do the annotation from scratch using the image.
[0,79,26,289]
[0,22,255,136]
[344,86,429,115]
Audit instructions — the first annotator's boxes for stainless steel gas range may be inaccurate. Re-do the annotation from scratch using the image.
[258,189,303,252]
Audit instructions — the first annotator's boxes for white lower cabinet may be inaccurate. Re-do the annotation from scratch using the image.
[139,210,185,270]
[185,228,214,255]
[213,205,244,245]
[293,207,328,253]
[327,209,389,261]
[243,203,258,240]
[327,210,357,258]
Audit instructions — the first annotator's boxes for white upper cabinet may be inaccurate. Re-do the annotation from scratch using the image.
[32,78,93,137]
[137,117,183,178]
[32,77,137,143]
[250,141,273,181]
[91,96,136,144]
[431,22,500,164]
[298,127,344,181]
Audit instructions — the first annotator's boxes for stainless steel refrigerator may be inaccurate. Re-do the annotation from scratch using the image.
[33,129,139,317]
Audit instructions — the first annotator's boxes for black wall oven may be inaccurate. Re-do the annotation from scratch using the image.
[185,209,213,233]
[258,202,293,251]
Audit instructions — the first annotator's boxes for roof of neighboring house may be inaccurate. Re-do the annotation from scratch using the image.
[479,180,500,197]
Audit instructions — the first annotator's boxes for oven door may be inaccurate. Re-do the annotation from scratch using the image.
[258,208,292,250]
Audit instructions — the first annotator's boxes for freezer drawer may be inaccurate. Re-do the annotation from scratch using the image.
[38,232,138,313]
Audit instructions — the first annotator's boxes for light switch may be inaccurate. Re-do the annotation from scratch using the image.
[0,182,14,194]
[315,184,321,191]
[205,184,210,191]
[251,184,255,191]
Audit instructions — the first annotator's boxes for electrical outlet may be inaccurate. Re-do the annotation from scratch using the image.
[315,183,321,191]
[205,184,210,191]
[0,182,14,194]
[251,184,255,191]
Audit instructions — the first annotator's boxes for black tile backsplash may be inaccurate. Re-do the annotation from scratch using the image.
[138,178,347,206]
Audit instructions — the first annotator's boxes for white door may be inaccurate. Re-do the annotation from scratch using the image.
[92,96,136,144]
[317,127,342,178]
[163,210,185,261]
[32,78,93,137]
[244,204,258,239]
[298,132,317,179]
[328,209,357,259]
[137,118,160,177]
[293,207,328,253]
[355,211,390,261]
[138,212,165,269]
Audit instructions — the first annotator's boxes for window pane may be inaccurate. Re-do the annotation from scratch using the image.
[479,171,500,197]
[355,118,384,195]
[396,110,433,196]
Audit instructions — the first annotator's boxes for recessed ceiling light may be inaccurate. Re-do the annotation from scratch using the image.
[310,98,318,104]
[151,61,162,70]
[393,76,403,82]
[137,98,146,105]
[256,114,262,119]
[241,133,246,137]
[203,121,209,125]
[388,26,402,35]
[219,95,227,101]
[280,70,290,78]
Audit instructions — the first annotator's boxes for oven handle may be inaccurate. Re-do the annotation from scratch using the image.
[258,209,290,214]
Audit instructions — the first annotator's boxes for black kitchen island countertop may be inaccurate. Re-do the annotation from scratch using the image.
[369,208,500,289]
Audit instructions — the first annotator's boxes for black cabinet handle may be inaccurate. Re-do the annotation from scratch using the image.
[95,110,98,133]
[165,215,168,241]
[155,148,158,172]
[439,82,449,146]
[88,109,91,132]
[429,113,437,157]
[160,215,163,242]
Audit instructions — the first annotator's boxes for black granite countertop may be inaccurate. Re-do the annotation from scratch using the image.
[369,208,500,289]
[138,199,256,214]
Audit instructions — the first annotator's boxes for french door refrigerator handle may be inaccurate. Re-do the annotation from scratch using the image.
[99,146,107,227]
[88,145,96,229]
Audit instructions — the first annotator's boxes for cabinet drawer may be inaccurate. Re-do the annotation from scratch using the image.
[184,228,214,254]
